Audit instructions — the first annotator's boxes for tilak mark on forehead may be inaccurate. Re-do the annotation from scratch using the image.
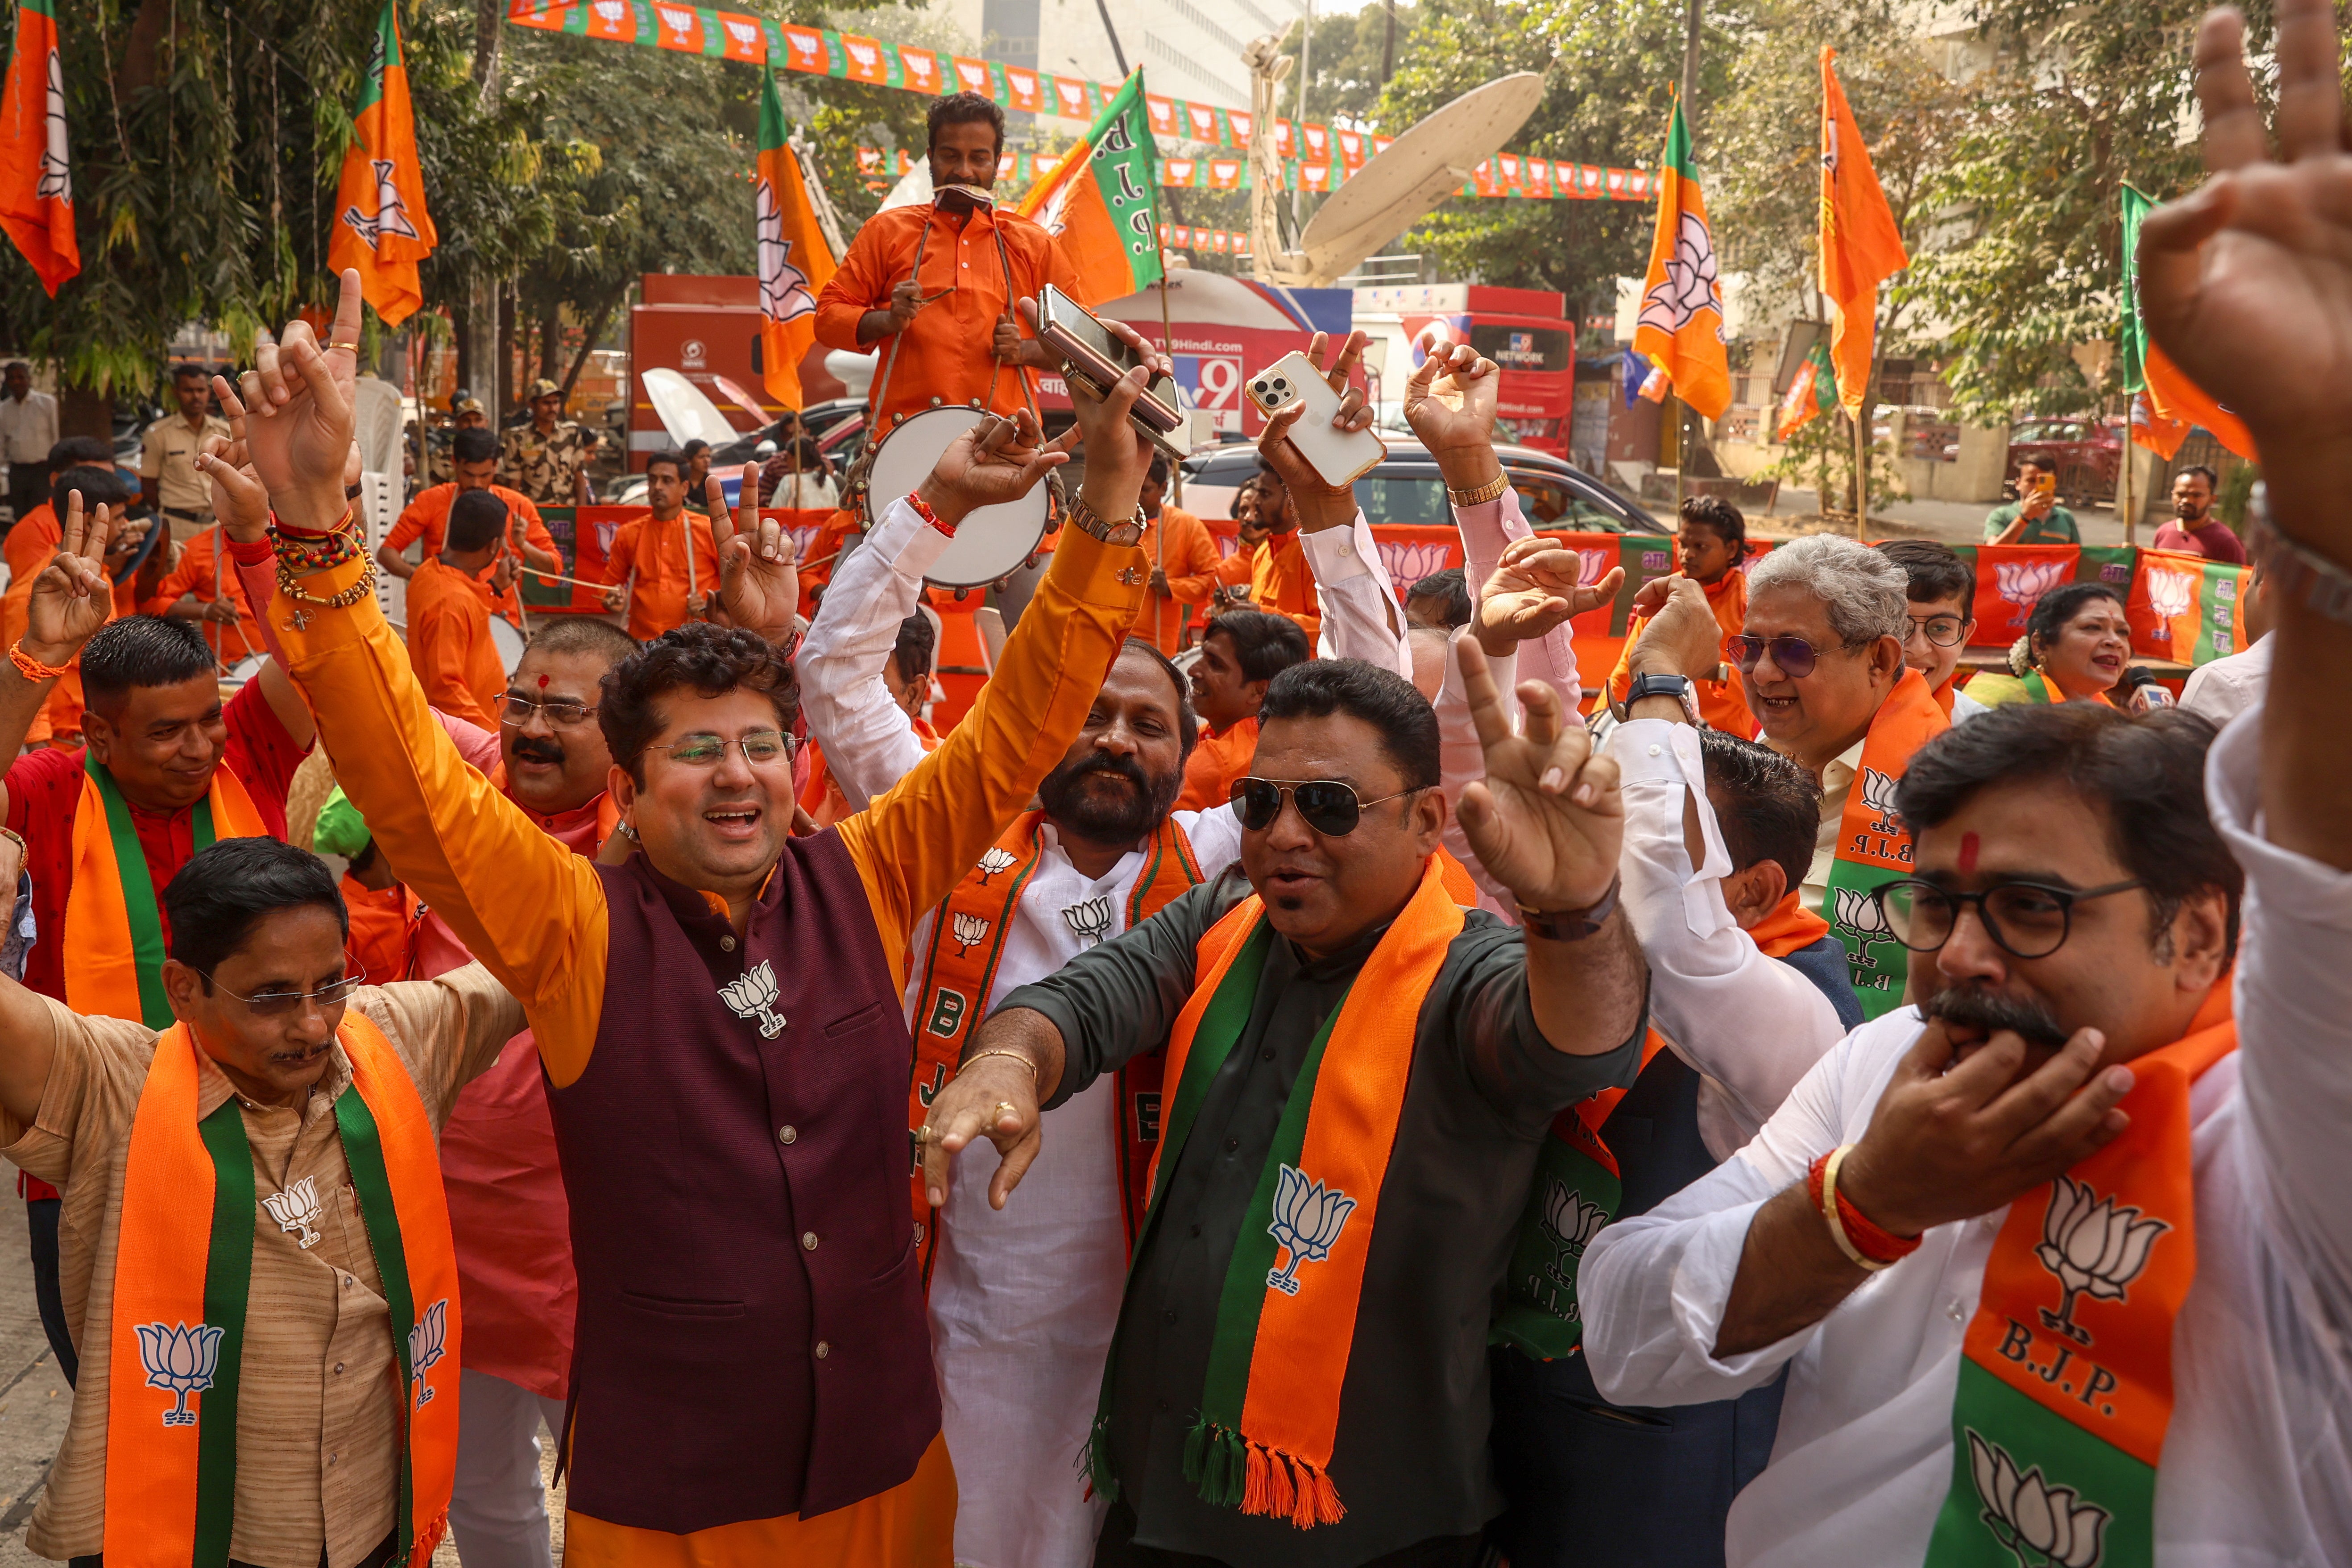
[1959,831,1980,875]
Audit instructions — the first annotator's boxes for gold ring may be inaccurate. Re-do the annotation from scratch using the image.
[993,1101,1019,1122]
[327,339,360,352]
[913,1125,934,1146]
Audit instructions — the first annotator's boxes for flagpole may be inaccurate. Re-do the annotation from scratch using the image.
[1851,406,1867,537]
[2119,403,2135,547]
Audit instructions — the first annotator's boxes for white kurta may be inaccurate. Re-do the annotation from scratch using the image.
[1580,710,2352,1567]
[795,501,1407,1568]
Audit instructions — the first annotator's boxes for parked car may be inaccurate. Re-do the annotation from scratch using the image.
[2004,416,2123,506]
[1176,438,1660,533]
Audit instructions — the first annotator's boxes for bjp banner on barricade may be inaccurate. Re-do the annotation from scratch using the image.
[1967,544,2079,643]
[2128,547,2248,665]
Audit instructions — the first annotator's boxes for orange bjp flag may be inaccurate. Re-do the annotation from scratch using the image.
[755,66,838,409]
[1632,100,1730,420]
[1818,47,1907,414]
[0,0,80,295]
[328,0,436,326]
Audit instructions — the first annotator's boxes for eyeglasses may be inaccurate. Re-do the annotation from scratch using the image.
[645,730,795,768]
[1906,614,1967,648]
[197,970,367,1016]
[1723,633,1866,679]
[1870,877,2146,960]
[501,693,600,729]
[1231,776,1421,836]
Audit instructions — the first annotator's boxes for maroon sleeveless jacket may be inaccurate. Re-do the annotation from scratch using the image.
[547,830,937,1532]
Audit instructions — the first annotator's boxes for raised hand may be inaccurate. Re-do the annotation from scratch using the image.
[1473,535,1624,656]
[1025,296,1167,523]
[1625,574,1727,680]
[1404,342,1501,461]
[707,463,797,641]
[916,406,1076,527]
[2140,0,2352,512]
[196,374,270,544]
[240,268,364,535]
[25,491,121,664]
[1453,637,1623,911]
[1257,329,1378,533]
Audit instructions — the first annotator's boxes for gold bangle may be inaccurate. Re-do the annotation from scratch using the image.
[1821,1144,1893,1273]
[960,1047,1038,1080]
[1445,470,1510,507]
[0,826,25,859]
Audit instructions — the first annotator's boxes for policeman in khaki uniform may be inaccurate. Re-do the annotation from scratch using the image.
[140,364,231,530]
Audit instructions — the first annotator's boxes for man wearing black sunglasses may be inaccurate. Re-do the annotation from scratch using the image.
[921,653,1648,1567]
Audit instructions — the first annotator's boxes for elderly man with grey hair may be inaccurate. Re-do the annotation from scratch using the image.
[1619,534,1942,1018]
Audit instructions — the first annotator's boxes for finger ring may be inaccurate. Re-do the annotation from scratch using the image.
[993,1101,1019,1121]
[914,1124,934,1146]
[327,339,360,353]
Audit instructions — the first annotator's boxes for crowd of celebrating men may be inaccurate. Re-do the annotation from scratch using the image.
[0,6,2343,1567]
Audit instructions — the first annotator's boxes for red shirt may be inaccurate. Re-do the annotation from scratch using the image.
[3,681,309,1002]
[2150,518,2249,564]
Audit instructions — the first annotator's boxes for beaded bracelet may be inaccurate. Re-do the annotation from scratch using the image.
[274,559,378,629]
[904,488,957,539]
[273,517,366,573]
[8,639,71,683]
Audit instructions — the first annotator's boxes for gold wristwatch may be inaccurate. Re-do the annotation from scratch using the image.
[1064,495,1146,547]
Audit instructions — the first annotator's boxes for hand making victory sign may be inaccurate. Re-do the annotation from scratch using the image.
[24,491,122,669]
[701,463,799,642]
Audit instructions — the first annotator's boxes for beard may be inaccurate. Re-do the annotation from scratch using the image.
[1038,751,1180,844]
[1923,984,2069,1051]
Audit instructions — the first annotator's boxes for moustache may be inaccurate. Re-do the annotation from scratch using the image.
[510,737,567,767]
[1072,753,1149,791]
[1923,985,2069,1051]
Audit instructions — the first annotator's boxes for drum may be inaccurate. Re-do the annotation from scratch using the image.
[492,614,527,676]
[221,655,266,690]
[861,406,1051,589]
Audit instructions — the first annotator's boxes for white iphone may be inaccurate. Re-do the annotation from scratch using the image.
[1245,352,1387,488]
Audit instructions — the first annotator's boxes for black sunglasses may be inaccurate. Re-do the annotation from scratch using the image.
[1231,777,1420,836]
[1723,633,1867,679]
[1870,877,2146,960]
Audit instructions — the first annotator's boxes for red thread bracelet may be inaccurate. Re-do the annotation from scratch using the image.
[1812,1145,1921,1270]
[904,490,957,539]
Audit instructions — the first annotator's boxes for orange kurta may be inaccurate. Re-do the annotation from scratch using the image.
[4,504,124,742]
[1129,505,1225,655]
[812,203,1086,436]
[599,512,722,643]
[402,558,507,731]
[341,874,422,985]
[385,482,558,629]
[1250,530,1320,645]
[1607,568,1754,736]
[1176,715,1258,815]
[270,501,1148,1567]
[141,525,266,664]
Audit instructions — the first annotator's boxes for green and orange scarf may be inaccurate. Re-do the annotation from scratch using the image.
[1085,857,1462,1528]
[907,810,1203,1274]
[64,755,270,1028]
[1819,666,1947,1020]
[102,1014,461,1566]
[1925,987,2234,1568]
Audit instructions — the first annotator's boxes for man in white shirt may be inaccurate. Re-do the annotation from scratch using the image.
[794,328,1411,1568]
[1,362,60,532]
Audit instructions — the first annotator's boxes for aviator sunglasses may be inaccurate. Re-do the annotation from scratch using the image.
[1230,776,1421,836]
[1723,632,1868,679]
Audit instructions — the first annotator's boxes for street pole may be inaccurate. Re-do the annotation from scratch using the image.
[1292,0,1315,233]
[1851,405,1868,535]
[1674,399,1688,512]
[2119,401,2137,546]
[1679,0,1702,118]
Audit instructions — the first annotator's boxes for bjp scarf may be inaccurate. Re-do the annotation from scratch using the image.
[907,810,1202,1276]
[103,1014,461,1566]
[64,756,270,1028]
[2021,670,2117,708]
[1818,667,1948,1021]
[1924,986,2234,1568]
[1086,857,1462,1528]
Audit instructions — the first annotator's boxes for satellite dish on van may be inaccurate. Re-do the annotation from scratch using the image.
[641,368,738,450]
[879,159,932,213]
[1261,73,1545,288]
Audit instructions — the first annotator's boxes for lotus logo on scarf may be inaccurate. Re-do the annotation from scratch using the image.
[1834,885,1894,939]
[1995,559,2069,630]
[1061,896,1113,946]
[1859,765,1901,836]
[950,913,991,954]
[2033,1174,2168,1347]
[975,847,1019,883]
[136,1321,224,1427]
[2145,567,2195,625]
[1265,1164,1357,1296]
[719,959,788,1038]
[408,1299,449,1408]
[262,1175,325,1250]
[1965,1430,2110,1568]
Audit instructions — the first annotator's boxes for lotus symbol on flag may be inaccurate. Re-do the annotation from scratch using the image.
[1061,896,1113,946]
[975,848,1019,884]
[755,181,814,325]
[656,4,692,34]
[2033,1175,2167,1346]
[1967,1431,2110,1568]
[1540,1178,1609,1273]
[407,1299,448,1407]
[1860,765,1901,836]
[1995,559,2070,629]
[1835,885,1894,939]
[950,913,991,954]
[2145,568,2195,625]
[718,959,788,1038]
[1265,1165,1356,1296]
[726,19,758,46]
[1636,212,1724,339]
[846,39,877,68]
[137,1320,224,1427]
[1577,549,1615,588]
[39,51,70,203]
[1378,540,1453,586]
[341,159,421,250]
[592,0,623,21]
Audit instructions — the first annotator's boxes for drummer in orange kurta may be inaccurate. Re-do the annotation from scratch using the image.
[402,491,513,732]
[813,92,1087,439]
[598,451,722,641]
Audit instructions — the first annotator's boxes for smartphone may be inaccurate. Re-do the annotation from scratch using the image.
[1245,351,1387,488]
[2026,471,2056,499]
[1033,285,1187,459]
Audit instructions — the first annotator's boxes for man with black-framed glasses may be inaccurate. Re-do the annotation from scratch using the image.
[0,832,524,1565]
[1877,540,1988,724]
